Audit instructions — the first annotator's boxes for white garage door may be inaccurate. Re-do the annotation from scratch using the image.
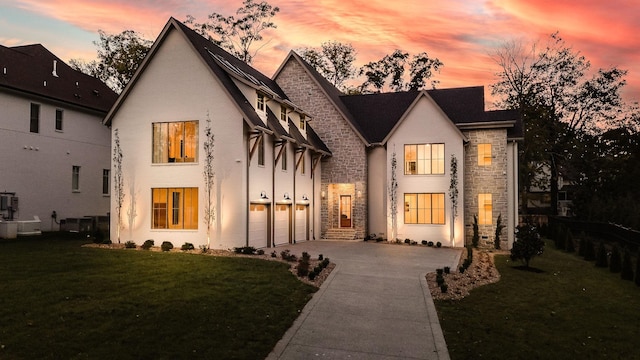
[295,205,308,241]
[274,204,290,245]
[249,204,268,248]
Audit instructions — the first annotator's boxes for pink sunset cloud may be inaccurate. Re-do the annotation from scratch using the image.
[3,0,639,104]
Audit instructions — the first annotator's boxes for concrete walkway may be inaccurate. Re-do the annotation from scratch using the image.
[267,241,461,360]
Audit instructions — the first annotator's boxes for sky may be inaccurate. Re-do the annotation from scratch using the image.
[1,0,639,108]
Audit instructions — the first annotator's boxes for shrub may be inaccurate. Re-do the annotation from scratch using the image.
[404,239,411,244]
[314,265,322,274]
[281,250,297,262]
[124,241,136,249]
[271,251,277,258]
[621,249,634,281]
[428,241,434,247]
[436,241,442,248]
[199,245,209,253]
[161,241,173,252]
[411,240,417,245]
[609,244,622,273]
[141,239,154,250]
[459,266,466,273]
[583,239,596,261]
[564,229,575,253]
[181,242,195,251]
[234,246,256,255]
[436,274,445,286]
[440,283,448,293]
[308,271,317,280]
[472,214,479,248]
[436,268,444,276]
[421,240,428,245]
[102,239,112,245]
[467,245,473,264]
[302,252,311,261]
[376,237,383,242]
[444,266,450,274]
[297,256,310,277]
[318,254,323,260]
[595,242,608,267]
[321,258,330,268]
[256,249,264,255]
[494,214,505,250]
[510,223,544,268]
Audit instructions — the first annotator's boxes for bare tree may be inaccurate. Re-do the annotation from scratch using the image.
[449,154,458,247]
[185,0,279,64]
[388,146,398,242]
[203,113,216,249]
[112,129,124,243]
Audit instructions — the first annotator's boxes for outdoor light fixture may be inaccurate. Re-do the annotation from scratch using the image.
[284,192,290,200]
[302,194,308,201]
[260,191,268,200]
[321,191,326,198]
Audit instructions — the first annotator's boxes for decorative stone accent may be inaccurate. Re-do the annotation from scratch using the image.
[463,129,509,247]
[275,59,367,239]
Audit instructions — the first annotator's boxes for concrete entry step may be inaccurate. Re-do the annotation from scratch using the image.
[322,228,357,240]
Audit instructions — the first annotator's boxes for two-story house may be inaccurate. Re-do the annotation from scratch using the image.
[104,18,330,248]
[0,43,117,234]
[275,52,522,248]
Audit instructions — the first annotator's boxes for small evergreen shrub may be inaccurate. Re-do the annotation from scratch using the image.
[440,283,448,293]
[321,258,330,268]
[234,246,256,255]
[494,214,505,250]
[609,244,622,273]
[199,245,209,253]
[436,274,445,286]
[472,214,479,248]
[428,241,434,247]
[161,241,173,252]
[595,242,608,267]
[142,239,154,250]
[271,251,277,258]
[302,252,311,261]
[436,241,442,248]
[411,240,417,245]
[404,239,411,244]
[256,249,264,255]
[102,239,112,245]
[308,271,317,280]
[436,268,444,276]
[281,250,297,262]
[314,265,322,274]
[467,245,473,263]
[621,249,634,281]
[444,266,450,274]
[297,256,310,277]
[459,265,466,273]
[376,237,383,242]
[124,240,136,249]
[318,254,323,260]
[181,242,195,251]
[510,223,544,268]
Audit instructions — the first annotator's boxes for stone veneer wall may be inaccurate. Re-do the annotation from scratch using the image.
[463,128,509,248]
[275,58,368,239]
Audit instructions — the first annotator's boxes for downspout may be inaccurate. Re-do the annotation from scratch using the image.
[312,156,315,240]
[292,148,296,244]
[246,132,250,247]
[272,141,276,247]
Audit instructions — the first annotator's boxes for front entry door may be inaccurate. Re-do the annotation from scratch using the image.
[340,195,351,228]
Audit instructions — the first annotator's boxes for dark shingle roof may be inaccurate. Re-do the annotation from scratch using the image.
[0,44,117,113]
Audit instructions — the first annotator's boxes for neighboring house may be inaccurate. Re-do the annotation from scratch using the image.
[0,44,117,233]
[104,18,330,249]
[275,52,522,248]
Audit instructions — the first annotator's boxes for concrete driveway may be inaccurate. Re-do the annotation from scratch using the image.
[266,240,461,360]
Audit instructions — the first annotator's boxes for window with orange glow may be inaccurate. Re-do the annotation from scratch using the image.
[404,144,445,175]
[152,187,198,229]
[478,143,492,166]
[478,193,492,225]
[404,193,445,224]
[152,121,198,163]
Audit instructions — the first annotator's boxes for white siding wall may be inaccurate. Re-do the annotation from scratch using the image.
[0,91,110,230]
[109,28,246,249]
[386,96,465,246]
[367,146,387,237]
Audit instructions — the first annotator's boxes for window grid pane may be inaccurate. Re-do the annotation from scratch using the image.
[152,188,198,229]
[152,121,198,163]
[55,109,63,131]
[478,144,492,166]
[30,103,40,133]
[478,193,492,225]
[404,193,445,224]
[102,169,110,195]
[72,166,80,191]
[404,143,444,175]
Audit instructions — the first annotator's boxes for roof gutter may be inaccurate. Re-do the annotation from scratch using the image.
[456,120,516,130]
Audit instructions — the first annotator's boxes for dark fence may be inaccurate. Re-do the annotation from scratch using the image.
[548,216,640,252]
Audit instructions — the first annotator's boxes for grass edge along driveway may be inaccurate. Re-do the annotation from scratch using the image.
[0,234,317,359]
[435,240,640,360]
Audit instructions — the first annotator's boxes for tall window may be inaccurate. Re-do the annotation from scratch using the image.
[299,115,306,130]
[478,143,492,166]
[404,144,445,175]
[257,93,265,112]
[152,121,198,163]
[280,106,287,122]
[299,153,305,175]
[72,166,80,192]
[102,169,110,195]
[478,193,492,225]
[404,193,445,224]
[257,136,265,166]
[152,188,198,229]
[55,109,63,131]
[30,103,40,133]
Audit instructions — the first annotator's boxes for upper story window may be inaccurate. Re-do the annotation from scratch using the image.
[281,145,288,171]
[55,109,63,131]
[152,121,198,163]
[299,153,306,175]
[478,143,492,166]
[404,143,444,175]
[257,93,265,112]
[257,136,265,166]
[102,169,110,195]
[280,106,287,122]
[30,103,40,133]
[299,115,306,130]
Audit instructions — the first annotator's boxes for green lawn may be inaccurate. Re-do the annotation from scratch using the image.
[436,240,640,360]
[0,233,316,359]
